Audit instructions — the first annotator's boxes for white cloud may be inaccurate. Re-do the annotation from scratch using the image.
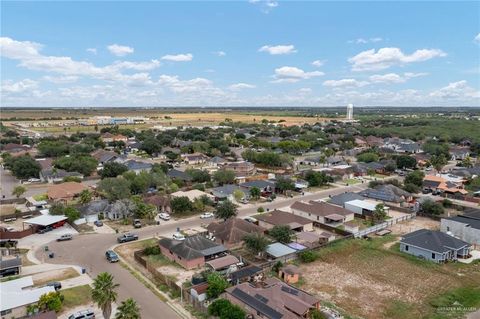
[43,75,79,84]
[348,47,447,71]
[161,53,193,62]
[1,79,38,93]
[107,44,134,57]
[369,72,428,84]
[323,79,369,88]
[349,37,383,44]
[298,88,312,94]
[157,75,222,95]
[259,45,297,55]
[228,83,256,90]
[474,33,480,44]
[213,51,226,57]
[109,60,161,71]
[86,48,97,55]
[429,80,480,99]
[272,66,324,83]
[249,0,278,13]
[311,60,325,67]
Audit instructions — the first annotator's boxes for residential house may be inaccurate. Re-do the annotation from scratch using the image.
[0,256,22,277]
[171,190,215,202]
[360,184,413,205]
[423,175,468,196]
[400,229,471,263]
[365,136,384,147]
[344,199,384,217]
[100,132,128,144]
[240,180,276,196]
[326,156,345,167]
[158,234,227,269]
[384,138,422,154]
[143,194,171,214]
[47,182,88,203]
[124,160,152,174]
[255,210,313,232]
[221,161,256,177]
[167,169,193,183]
[211,184,249,202]
[295,231,334,248]
[224,277,320,319]
[328,192,365,208]
[206,218,265,249]
[441,209,480,247]
[79,199,134,221]
[40,168,84,184]
[182,153,209,165]
[228,265,263,285]
[290,201,354,226]
[207,156,227,168]
[91,149,124,169]
[205,254,240,273]
[0,276,56,319]
[449,147,470,161]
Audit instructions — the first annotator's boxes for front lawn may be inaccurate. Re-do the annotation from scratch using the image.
[61,284,93,310]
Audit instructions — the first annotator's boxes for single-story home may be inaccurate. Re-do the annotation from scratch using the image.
[290,200,354,226]
[0,276,56,319]
[255,210,313,232]
[158,234,227,269]
[344,199,385,216]
[143,194,171,214]
[40,168,84,184]
[47,182,88,203]
[239,180,276,196]
[228,265,263,285]
[360,184,413,204]
[328,192,365,208]
[167,169,193,183]
[171,190,215,202]
[206,218,265,249]
[210,184,249,202]
[399,229,471,263]
[124,160,152,174]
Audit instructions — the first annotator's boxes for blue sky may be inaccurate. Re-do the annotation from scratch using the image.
[1,1,479,107]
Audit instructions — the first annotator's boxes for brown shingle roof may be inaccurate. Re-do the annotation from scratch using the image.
[206,218,265,245]
[291,200,352,217]
[255,210,311,227]
[47,182,88,200]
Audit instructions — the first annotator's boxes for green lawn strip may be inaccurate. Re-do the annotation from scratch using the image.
[426,286,480,319]
[383,300,419,319]
[61,284,93,310]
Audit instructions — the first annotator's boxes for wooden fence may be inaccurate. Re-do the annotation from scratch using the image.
[0,226,37,239]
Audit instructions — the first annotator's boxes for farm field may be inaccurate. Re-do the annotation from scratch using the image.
[297,236,480,319]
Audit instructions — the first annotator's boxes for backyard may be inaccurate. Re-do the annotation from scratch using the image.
[297,236,480,319]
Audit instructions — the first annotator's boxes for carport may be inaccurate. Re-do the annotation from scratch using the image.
[22,215,68,231]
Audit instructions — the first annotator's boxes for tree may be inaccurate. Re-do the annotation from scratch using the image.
[214,200,237,220]
[131,196,156,220]
[404,170,425,187]
[38,291,63,312]
[171,196,193,215]
[243,233,269,257]
[213,169,236,185]
[310,309,328,319]
[461,156,473,168]
[140,138,162,156]
[79,189,92,204]
[275,177,295,194]
[403,183,420,194]
[298,250,318,263]
[49,202,65,215]
[115,298,140,319]
[12,185,26,198]
[372,203,387,224]
[396,155,417,169]
[64,206,81,223]
[206,272,229,299]
[6,155,41,179]
[100,162,128,179]
[92,272,119,319]
[249,186,261,200]
[430,154,448,173]
[305,170,332,187]
[233,189,245,202]
[54,155,98,176]
[97,177,131,202]
[421,199,444,216]
[269,225,293,244]
[357,152,379,163]
[208,299,245,319]
[187,169,211,183]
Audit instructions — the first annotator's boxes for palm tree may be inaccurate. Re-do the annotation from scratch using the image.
[92,272,119,319]
[115,298,140,319]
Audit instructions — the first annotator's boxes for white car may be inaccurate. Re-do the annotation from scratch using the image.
[172,232,185,241]
[28,178,41,183]
[159,213,171,221]
[200,212,214,219]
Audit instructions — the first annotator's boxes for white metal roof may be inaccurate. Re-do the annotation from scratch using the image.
[345,199,377,211]
[266,242,297,258]
[0,276,56,311]
[23,214,67,226]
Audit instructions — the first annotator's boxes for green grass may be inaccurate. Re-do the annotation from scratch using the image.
[427,286,480,319]
[61,285,92,310]
[33,193,48,201]
[384,300,417,319]
[344,178,360,185]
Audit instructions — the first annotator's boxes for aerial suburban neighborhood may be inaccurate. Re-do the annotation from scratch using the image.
[1,1,480,319]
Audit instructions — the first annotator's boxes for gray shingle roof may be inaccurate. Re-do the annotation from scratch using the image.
[159,235,226,260]
[329,192,365,207]
[401,229,469,253]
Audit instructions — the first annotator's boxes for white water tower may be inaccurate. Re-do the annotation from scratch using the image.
[346,103,354,120]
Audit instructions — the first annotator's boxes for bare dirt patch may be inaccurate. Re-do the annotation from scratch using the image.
[388,216,440,236]
[32,267,79,286]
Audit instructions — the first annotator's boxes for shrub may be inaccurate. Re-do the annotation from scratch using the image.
[144,246,161,255]
[257,207,265,213]
[298,250,318,263]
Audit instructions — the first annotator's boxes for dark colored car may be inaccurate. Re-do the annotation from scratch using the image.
[47,281,62,290]
[117,233,138,243]
[0,239,18,248]
[105,250,119,263]
[94,220,103,227]
[133,219,142,228]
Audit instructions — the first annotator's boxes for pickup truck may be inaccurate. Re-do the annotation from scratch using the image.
[117,233,139,243]
[57,234,73,241]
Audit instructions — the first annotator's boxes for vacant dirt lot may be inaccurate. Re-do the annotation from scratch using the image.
[298,237,480,319]
[388,216,440,236]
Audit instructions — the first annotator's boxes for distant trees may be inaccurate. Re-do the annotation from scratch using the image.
[100,162,128,179]
[140,138,162,156]
[372,203,388,224]
[241,149,292,167]
[38,140,70,157]
[79,189,92,204]
[275,177,295,193]
[54,155,98,176]
[404,170,425,187]
[356,152,379,163]
[186,169,211,183]
[97,177,131,202]
[249,187,261,200]
[171,196,193,215]
[304,170,333,187]
[421,199,444,216]
[430,154,448,173]
[395,155,416,169]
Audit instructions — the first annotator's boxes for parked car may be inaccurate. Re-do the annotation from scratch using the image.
[94,220,103,227]
[28,178,41,183]
[46,281,62,290]
[68,309,95,319]
[5,226,15,232]
[38,226,53,234]
[105,250,119,263]
[57,234,73,241]
[133,219,142,228]
[117,233,138,243]
[159,213,170,221]
[172,232,185,241]
[200,212,214,219]
[0,267,19,277]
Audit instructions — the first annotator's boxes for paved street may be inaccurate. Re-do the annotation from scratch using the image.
[33,182,368,319]
[0,166,20,199]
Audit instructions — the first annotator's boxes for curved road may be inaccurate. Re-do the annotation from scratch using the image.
[36,183,368,318]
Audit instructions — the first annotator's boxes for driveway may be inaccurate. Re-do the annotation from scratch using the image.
[0,166,20,199]
[33,182,369,319]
